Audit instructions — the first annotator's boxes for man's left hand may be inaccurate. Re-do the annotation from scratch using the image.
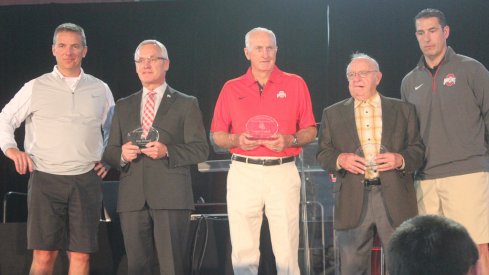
[94,162,109,178]
[140,141,168,159]
[375,153,403,172]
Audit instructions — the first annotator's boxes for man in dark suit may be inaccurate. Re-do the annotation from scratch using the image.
[103,39,209,275]
[316,53,424,274]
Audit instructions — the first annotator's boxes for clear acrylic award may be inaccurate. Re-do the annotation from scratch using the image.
[128,127,159,148]
[245,115,279,140]
[355,143,387,177]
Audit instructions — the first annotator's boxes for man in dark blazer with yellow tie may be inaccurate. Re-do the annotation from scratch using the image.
[103,39,209,275]
[316,53,424,274]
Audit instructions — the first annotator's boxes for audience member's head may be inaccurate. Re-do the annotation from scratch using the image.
[388,215,479,275]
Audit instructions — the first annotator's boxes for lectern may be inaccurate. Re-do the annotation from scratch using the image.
[198,139,335,275]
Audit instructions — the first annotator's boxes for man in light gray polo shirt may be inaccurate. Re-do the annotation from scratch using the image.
[0,23,114,275]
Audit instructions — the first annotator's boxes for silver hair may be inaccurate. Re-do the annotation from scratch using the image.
[347,52,380,72]
[53,23,87,47]
[134,39,169,60]
[245,27,277,50]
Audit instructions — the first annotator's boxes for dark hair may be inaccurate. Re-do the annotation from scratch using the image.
[53,23,86,47]
[388,215,478,275]
[415,8,447,28]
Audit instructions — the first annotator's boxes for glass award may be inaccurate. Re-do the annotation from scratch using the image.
[127,127,159,148]
[245,115,279,140]
[355,144,387,177]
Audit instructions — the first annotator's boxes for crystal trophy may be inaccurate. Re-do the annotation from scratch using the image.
[128,127,159,148]
[355,144,387,178]
[245,115,279,140]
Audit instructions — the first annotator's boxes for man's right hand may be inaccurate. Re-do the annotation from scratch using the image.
[211,132,260,150]
[5,148,33,175]
[121,141,141,162]
[337,153,366,174]
[236,133,261,151]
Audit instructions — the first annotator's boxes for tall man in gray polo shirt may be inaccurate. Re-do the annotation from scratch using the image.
[401,8,489,273]
[0,23,114,275]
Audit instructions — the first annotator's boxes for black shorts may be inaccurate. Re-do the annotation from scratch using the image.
[27,170,102,253]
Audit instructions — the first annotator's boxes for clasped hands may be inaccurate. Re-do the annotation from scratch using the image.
[122,141,168,162]
[338,152,403,174]
[236,133,293,152]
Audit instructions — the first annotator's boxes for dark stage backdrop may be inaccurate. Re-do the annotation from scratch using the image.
[1,0,489,220]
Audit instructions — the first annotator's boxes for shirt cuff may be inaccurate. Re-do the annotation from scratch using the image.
[398,155,405,170]
[120,154,128,167]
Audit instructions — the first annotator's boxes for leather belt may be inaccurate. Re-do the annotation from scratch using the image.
[364,178,381,187]
[231,155,295,166]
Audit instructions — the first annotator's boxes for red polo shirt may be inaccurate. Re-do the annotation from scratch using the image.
[211,66,316,157]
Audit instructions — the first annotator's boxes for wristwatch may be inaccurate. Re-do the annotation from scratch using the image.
[292,135,299,147]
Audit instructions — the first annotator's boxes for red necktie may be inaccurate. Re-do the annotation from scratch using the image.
[142,91,156,135]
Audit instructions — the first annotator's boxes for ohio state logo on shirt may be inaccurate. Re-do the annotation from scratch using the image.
[443,73,456,87]
[276,90,286,99]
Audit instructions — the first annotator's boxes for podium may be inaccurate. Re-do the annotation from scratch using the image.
[197,139,335,275]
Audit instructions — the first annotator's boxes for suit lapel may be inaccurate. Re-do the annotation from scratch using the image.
[153,86,176,128]
[341,98,361,148]
[129,91,143,130]
[380,96,396,149]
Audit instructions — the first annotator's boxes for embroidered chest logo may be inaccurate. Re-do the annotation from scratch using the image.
[443,73,456,87]
[276,90,286,99]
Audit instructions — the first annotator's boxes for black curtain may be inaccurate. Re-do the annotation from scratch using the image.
[1,0,489,218]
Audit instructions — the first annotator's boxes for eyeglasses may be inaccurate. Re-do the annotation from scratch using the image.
[346,70,378,80]
[134,56,166,64]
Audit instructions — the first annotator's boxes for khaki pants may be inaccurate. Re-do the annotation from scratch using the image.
[416,172,489,244]
[227,158,301,275]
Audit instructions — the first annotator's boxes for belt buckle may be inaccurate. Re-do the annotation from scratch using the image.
[364,178,380,187]
[363,180,370,188]
[261,158,277,166]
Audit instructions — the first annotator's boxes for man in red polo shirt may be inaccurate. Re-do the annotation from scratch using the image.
[211,27,316,275]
